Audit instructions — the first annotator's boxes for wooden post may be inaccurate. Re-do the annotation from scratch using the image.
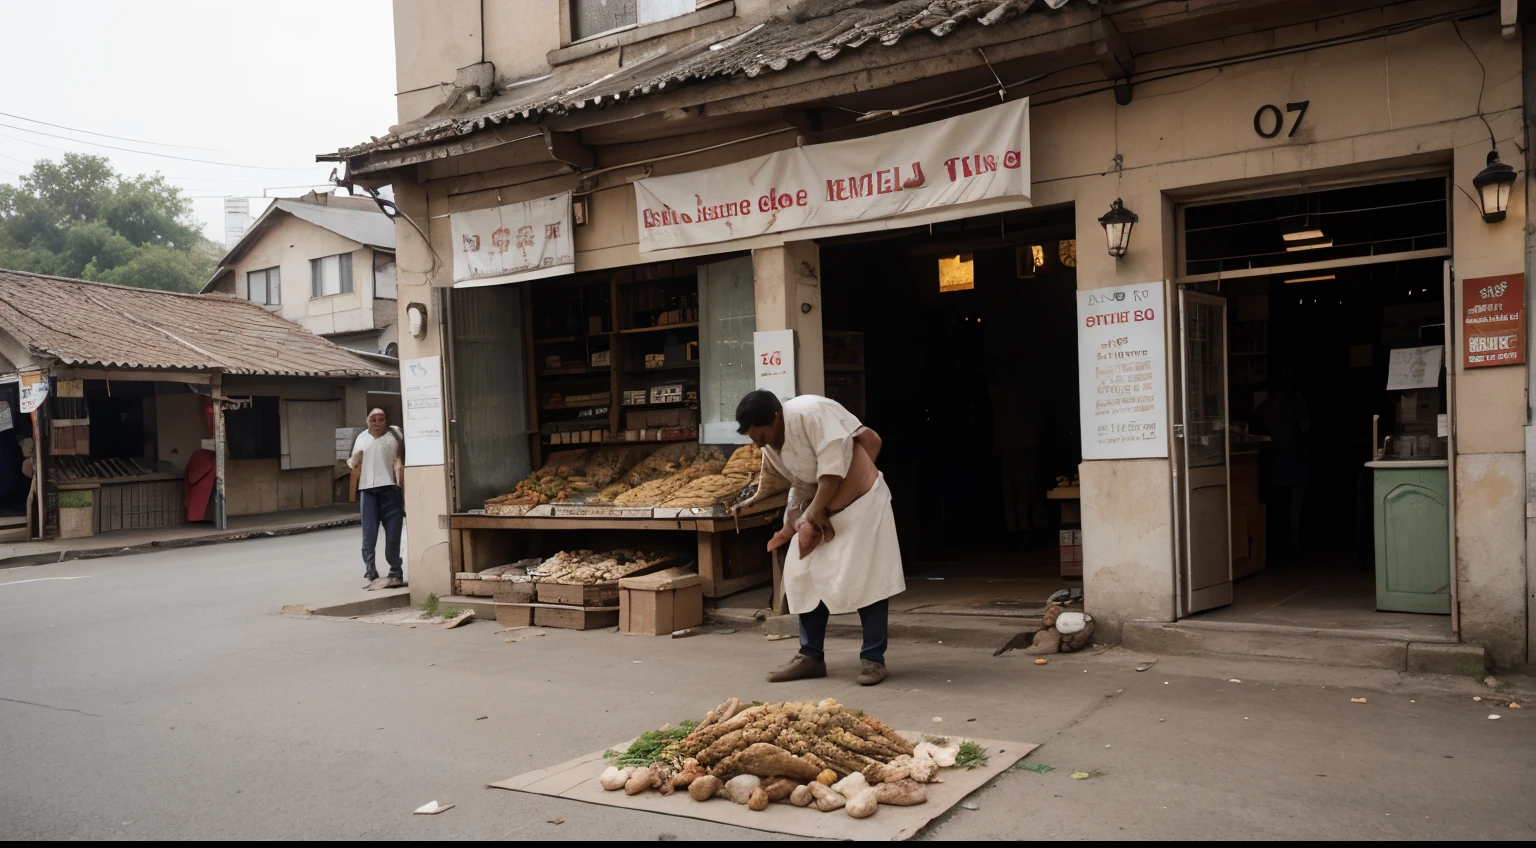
[771,547,787,615]
[212,373,227,531]
[29,408,43,540]
[697,530,723,596]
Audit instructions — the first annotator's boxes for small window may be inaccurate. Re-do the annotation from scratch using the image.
[310,253,354,298]
[570,0,692,41]
[247,267,281,306]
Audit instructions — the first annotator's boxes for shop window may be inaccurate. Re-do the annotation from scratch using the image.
[310,253,353,298]
[698,256,755,444]
[570,0,693,41]
[225,397,280,460]
[247,266,281,306]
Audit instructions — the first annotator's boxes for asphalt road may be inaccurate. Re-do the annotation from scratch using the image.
[1,529,1532,840]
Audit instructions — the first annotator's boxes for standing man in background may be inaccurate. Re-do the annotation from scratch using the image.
[349,408,406,590]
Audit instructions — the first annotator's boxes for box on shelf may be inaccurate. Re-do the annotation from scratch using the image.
[627,408,697,430]
[588,316,603,334]
[544,354,562,370]
[622,390,648,406]
[619,567,703,635]
[644,353,666,370]
[590,350,610,368]
[649,383,684,404]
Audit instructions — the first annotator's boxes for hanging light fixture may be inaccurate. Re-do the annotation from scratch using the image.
[1473,150,1517,223]
[1098,198,1138,259]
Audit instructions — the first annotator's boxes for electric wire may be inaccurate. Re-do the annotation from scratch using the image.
[0,111,246,153]
[0,122,323,171]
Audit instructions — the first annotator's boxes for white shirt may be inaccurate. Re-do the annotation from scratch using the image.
[350,428,402,490]
[761,395,864,514]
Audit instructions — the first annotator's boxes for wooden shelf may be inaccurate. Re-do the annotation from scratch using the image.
[619,401,697,410]
[619,322,698,335]
[626,363,699,374]
[538,366,610,377]
[541,403,611,412]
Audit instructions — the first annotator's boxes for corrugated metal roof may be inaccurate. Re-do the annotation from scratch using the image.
[327,0,1081,161]
[274,200,396,249]
[0,268,397,378]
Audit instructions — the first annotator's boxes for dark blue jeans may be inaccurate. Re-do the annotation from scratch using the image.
[360,485,404,580]
[798,599,889,664]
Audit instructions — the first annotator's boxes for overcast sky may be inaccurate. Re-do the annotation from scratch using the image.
[0,0,397,245]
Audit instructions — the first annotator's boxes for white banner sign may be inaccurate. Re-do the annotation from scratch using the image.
[635,99,1031,253]
[450,192,575,287]
[1078,282,1168,460]
[401,355,445,467]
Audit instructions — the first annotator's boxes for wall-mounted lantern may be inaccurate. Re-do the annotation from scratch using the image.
[1473,150,1516,223]
[406,302,428,339]
[1098,198,1138,259]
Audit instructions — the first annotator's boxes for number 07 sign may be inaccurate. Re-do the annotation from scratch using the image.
[754,329,796,401]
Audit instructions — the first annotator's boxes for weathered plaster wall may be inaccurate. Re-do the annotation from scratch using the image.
[386,4,1528,657]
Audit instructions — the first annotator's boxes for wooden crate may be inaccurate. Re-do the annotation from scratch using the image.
[493,582,537,604]
[619,568,703,636]
[98,480,184,532]
[536,581,620,607]
[454,576,499,597]
[534,604,619,630]
[495,604,533,628]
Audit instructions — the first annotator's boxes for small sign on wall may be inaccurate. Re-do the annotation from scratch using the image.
[754,330,796,401]
[1462,273,1524,368]
[1077,281,1169,460]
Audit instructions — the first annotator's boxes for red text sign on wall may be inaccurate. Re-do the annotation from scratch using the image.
[1462,273,1525,368]
[633,98,1031,253]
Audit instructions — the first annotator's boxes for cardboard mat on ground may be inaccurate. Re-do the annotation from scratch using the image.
[491,735,1035,841]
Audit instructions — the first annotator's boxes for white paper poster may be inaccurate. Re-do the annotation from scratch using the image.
[1078,282,1169,460]
[634,98,1030,253]
[450,192,575,287]
[0,401,12,432]
[401,356,445,467]
[18,372,47,414]
[1385,345,1443,390]
[754,330,796,401]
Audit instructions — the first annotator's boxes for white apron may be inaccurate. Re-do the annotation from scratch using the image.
[780,472,907,615]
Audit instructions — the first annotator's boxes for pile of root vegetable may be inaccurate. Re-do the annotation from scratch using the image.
[599,697,977,819]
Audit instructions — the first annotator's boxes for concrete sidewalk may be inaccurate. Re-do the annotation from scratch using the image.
[0,504,361,568]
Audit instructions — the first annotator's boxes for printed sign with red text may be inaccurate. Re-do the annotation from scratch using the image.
[1462,273,1524,368]
[634,99,1031,253]
[1078,282,1168,460]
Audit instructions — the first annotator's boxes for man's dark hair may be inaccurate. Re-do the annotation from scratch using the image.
[735,390,782,434]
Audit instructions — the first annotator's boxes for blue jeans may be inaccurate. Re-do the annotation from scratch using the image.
[798,599,889,664]
[360,485,404,580]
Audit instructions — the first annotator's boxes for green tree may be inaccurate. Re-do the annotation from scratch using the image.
[0,153,216,292]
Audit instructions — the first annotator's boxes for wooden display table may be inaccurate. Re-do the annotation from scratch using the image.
[449,492,786,599]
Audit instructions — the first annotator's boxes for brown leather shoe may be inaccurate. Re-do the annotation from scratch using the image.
[766,653,827,683]
[857,660,888,686]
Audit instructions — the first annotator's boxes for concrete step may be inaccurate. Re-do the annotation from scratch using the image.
[1121,619,1487,674]
[709,606,1040,651]
[308,589,411,618]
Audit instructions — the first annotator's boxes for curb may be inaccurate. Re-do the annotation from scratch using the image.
[306,590,413,618]
[0,517,361,569]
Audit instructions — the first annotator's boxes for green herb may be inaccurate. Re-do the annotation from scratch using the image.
[420,593,463,619]
[59,490,93,509]
[955,741,989,770]
[603,720,700,768]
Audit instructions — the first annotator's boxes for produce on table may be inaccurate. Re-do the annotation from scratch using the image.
[583,445,654,489]
[485,449,591,508]
[592,443,707,502]
[527,549,673,585]
[613,459,725,506]
[599,698,979,819]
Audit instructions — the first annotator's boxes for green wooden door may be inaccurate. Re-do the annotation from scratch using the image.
[1372,468,1451,614]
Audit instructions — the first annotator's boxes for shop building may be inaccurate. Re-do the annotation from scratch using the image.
[0,269,397,541]
[327,0,1534,666]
